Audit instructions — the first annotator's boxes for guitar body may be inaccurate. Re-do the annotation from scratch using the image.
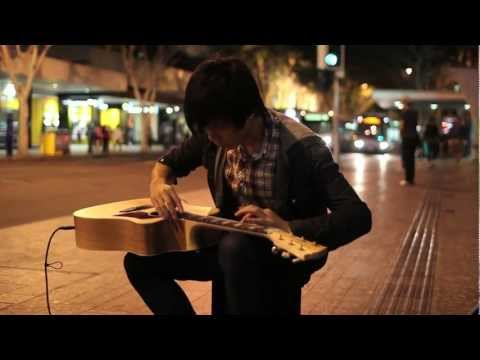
[74,198,221,256]
[73,198,328,261]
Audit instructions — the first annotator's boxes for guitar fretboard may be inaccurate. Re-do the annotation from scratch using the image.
[180,212,268,235]
[114,210,268,235]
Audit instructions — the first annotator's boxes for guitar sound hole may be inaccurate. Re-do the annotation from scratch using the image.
[115,211,156,219]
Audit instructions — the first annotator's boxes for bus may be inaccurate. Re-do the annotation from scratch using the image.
[348,113,392,153]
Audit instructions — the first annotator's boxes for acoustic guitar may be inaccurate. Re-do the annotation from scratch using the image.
[73,198,328,262]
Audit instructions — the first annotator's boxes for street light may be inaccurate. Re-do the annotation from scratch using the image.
[3,83,16,98]
[405,67,413,76]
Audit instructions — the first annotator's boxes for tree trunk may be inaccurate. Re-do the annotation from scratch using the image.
[17,94,30,157]
[141,111,151,152]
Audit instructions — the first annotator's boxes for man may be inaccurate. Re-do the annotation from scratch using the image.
[124,57,372,315]
[5,113,14,157]
[399,99,419,186]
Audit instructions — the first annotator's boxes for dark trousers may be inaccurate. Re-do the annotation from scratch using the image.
[401,138,417,183]
[5,136,13,157]
[124,232,308,315]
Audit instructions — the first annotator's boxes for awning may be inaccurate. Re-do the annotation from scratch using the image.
[373,89,467,109]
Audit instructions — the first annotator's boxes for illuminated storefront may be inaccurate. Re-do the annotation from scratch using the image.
[1,80,188,151]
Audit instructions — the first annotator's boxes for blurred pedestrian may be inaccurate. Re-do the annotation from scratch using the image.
[448,118,463,163]
[423,116,440,166]
[87,122,95,154]
[399,99,419,186]
[94,124,103,153]
[101,125,110,154]
[5,113,14,157]
[461,110,472,157]
[112,125,124,152]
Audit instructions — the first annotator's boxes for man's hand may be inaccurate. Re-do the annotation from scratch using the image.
[150,179,184,220]
[235,205,298,261]
[234,205,292,233]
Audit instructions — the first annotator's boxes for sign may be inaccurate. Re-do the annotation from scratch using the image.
[363,116,381,125]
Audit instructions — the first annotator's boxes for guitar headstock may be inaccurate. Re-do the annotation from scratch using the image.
[266,229,328,262]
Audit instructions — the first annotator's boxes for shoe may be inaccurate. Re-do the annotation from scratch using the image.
[400,180,414,186]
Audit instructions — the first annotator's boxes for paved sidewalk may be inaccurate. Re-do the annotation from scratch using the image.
[0,154,477,315]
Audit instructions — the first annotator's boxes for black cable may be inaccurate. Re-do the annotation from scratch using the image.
[44,225,75,315]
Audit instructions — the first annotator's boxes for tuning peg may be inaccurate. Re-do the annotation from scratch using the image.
[291,258,302,264]
[271,246,281,255]
[281,251,291,259]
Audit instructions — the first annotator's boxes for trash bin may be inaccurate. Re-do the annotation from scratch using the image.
[40,129,70,156]
[40,131,56,156]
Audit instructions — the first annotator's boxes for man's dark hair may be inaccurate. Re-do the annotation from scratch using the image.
[184,57,267,134]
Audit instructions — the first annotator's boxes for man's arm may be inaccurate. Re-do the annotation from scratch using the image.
[151,161,177,186]
[158,132,209,180]
[288,140,372,251]
[150,133,209,218]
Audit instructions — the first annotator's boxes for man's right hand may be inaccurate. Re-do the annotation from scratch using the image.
[150,179,184,220]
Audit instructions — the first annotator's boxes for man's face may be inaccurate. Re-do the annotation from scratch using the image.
[205,119,246,149]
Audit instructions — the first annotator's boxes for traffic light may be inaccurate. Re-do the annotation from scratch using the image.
[317,45,343,71]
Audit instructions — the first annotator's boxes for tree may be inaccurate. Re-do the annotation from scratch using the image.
[0,45,51,156]
[405,46,449,90]
[341,80,376,118]
[121,45,179,152]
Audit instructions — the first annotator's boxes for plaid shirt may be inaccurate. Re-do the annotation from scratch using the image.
[224,113,280,210]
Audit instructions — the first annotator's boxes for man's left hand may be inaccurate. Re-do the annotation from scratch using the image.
[234,205,292,233]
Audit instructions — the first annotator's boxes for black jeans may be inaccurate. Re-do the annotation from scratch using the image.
[401,138,417,183]
[124,232,310,315]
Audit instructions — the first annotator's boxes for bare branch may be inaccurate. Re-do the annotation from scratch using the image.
[22,46,39,95]
[33,45,51,75]
[122,45,143,102]
[0,45,19,87]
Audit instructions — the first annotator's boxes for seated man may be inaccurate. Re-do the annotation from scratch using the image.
[124,57,372,315]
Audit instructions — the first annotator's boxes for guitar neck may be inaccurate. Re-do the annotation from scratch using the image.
[179,211,268,237]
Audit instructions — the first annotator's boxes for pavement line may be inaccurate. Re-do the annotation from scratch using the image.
[385,192,433,314]
[399,196,435,314]
[368,192,428,314]
[417,197,440,314]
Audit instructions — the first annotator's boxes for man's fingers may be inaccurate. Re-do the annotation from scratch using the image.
[151,198,161,210]
[170,189,184,213]
[243,217,269,226]
[240,213,254,223]
[235,205,263,218]
[163,193,179,219]
[235,207,250,217]
[164,202,177,220]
